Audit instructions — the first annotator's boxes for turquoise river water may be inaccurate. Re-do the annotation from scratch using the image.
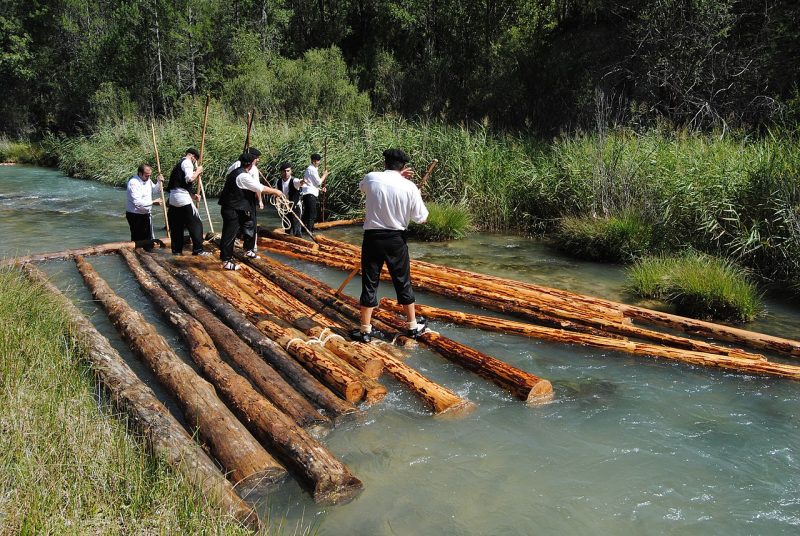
[2,165,800,535]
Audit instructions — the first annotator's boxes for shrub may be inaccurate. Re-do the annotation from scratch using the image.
[409,203,473,241]
[627,252,763,322]
[0,138,45,164]
[553,212,654,263]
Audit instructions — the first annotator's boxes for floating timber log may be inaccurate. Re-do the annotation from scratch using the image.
[120,250,363,504]
[380,299,800,380]
[74,255,285,490]
[21,264,260,531]
[135,251,330,432]
[1,237,170,266]
[313,218,364,230]
[232,259,474,416]
[258,228,319,250]
[151,255,357,421]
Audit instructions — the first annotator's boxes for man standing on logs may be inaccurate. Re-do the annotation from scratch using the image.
[300,153,328,237]
[166,148,209,256]
[275,162,303,237]
[219,152,284,271]
[125,164,163,250]
[350,148,429,342]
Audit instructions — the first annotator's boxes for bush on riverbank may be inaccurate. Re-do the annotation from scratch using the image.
[627,252,762,322]
[0,267,253,533]
[0,138,45,164]
[553,213,654,263]
[409,203,473,241]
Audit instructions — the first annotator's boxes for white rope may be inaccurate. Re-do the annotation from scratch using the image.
[270,195,296,231]
[285,337,305,352]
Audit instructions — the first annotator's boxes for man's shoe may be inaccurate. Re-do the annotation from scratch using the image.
[222,261,240,271]
[194,250,211,256]
[245,250,260,259]
[407,316,429,338]
[349,329,371,343]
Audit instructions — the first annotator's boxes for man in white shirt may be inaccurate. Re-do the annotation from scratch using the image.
[350,148,429,343]
[274,162,303,236]
[218,152,284,270]
[300,153,329,235]
[165,147,208,255]
[125,164,163,249]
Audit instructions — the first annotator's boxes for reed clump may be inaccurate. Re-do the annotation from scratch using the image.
[408,202,473,241]
[627,252,763,322]
[0,138,46,164]
[0,267,254,533]
[553,212,654,262]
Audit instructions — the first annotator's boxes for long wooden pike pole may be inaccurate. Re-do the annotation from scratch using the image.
[150,121,170,239]
[334,158,439,295]
[244,110,254,152]
[322,137,328,222]
[197,94,215,234]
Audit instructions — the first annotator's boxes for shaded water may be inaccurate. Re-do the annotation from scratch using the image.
[2,166,800,534]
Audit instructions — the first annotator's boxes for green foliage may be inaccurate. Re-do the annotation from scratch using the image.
[627,252,763,323]
[409,203,473,241]
[554,213,654,263]
[0,138,44,164]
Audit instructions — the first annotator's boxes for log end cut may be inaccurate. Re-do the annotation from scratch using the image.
[312,474,364,505]
[525,379,555,407]
[434,399,478,419]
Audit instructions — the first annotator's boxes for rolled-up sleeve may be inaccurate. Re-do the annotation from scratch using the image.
[236,172,266,194]
[181,159,195,183]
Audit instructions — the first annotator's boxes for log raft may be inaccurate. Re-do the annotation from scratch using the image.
[20,263,261,531]
[74,255,286,491]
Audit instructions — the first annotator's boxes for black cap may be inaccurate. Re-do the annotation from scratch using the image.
[311,153,322,161]
[186,147,200,158]
[240,152,256,166]
[279,162,292,171]
[247,147,262,157]
[383,148,410,165]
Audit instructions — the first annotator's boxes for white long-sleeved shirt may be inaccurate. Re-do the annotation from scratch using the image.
[234,169,267,194]
[359,170,428,230]
[126,175,161,214]
[226,161,261,185]
[301,164,323,197]
[168,158,195,207]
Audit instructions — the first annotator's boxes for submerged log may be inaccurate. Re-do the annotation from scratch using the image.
[135,251,330,432]
[120,250,362,504]
[1,238,170,266]
[74,255,284,490]
[152,255,357,421]
[21,264,260,531]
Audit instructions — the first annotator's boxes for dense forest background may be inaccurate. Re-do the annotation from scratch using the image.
[2,0,799,136]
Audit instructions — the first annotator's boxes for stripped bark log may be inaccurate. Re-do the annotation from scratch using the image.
[150,255,357,421]
[119,250,363,504]
[258,228,319,250]
[21,263,260,531]
[74,255,284,491]
[135,251,330,432]
[1,238,170,266]
[312,218,364,230]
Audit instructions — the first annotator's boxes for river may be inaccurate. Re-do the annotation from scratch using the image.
[2,165,800,535]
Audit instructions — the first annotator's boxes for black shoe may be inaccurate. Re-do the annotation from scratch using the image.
[407,316,428,338]
[349,329,371,343]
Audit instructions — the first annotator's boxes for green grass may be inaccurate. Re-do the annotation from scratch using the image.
[409,203,473,241]
[0,267,258,533]
[553,212,654,263]
[627,252,763,322]
[0,138,46,164]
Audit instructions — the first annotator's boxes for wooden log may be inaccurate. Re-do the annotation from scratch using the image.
[135,251,330,432]
[1,238,170,266]
[312,218,365,230]
[20,263,260,531]
[179,257,370,404]
[74,255,284,490]
[150,255,358,421]
[258,228,319,250]
[119,250,363,504]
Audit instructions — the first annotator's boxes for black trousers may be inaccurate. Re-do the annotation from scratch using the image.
[360,229,414,308]
[220,206,256,262]
[301,194,318,233]
[282,202,302,237]
[126,211,153,242]
[167,204,204,254]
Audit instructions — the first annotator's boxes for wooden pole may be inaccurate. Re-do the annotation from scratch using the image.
[21,264,260,531]
[150,121,170,238]
[74,255,285,491]
[244,110,254,152]
[197,94,215,234]
[322,137,328,222]
[120,250,362,504]
[417,158,439,197]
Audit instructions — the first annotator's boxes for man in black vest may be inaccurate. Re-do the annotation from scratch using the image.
[275,162,303,236]
[165,147,208,255]
[218,152,284,271]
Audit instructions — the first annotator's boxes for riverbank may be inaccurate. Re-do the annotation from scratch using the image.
[0,266,253,533]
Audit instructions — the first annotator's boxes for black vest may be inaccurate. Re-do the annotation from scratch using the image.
[275,176,301,204]
[219,166,256,211]
[166,157,194,192]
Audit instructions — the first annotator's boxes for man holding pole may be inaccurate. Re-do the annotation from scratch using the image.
[165,148,209,256]
[125,164,162,250]
[275,162,303,237]
[300,152,328,236]
[350,148,429,343]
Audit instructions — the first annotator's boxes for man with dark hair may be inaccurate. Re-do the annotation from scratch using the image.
[165,147,208,255]
[350,148,429,342]
[125,163,163,249]
[300,152,329,235]
[218,152,284,270]
[275,162,303,236]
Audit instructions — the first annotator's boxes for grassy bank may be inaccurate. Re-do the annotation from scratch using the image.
[43,104,800,286]
[0,267,253,533]
[0,138,47,164]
